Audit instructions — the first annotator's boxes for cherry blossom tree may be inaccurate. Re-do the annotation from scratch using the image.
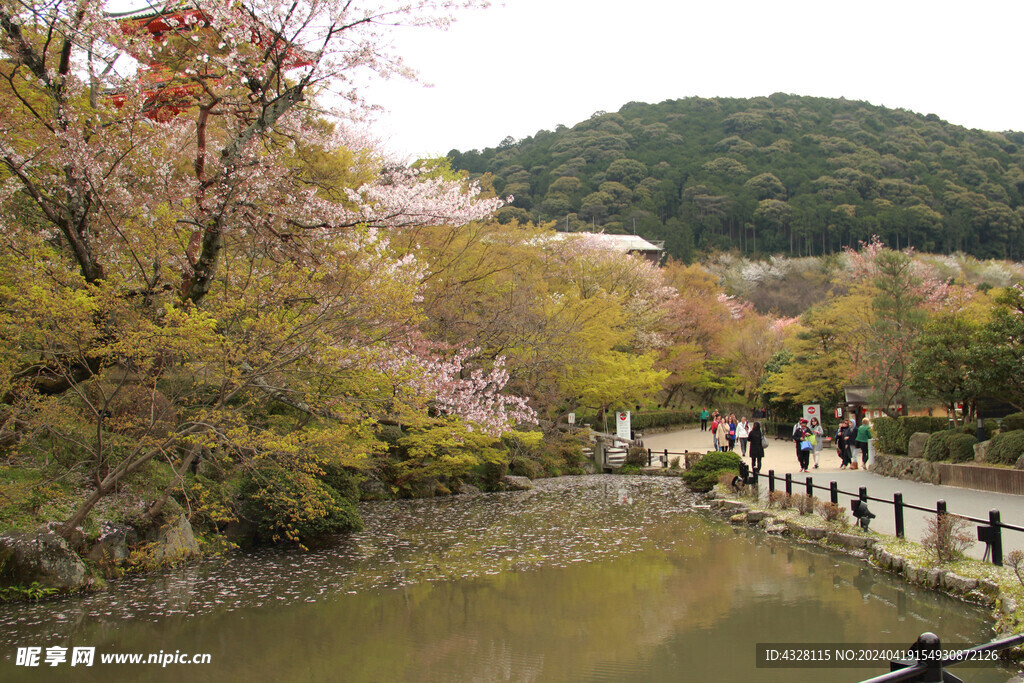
[1,0,533,537]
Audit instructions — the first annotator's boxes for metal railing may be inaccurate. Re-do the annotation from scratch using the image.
[755,470,1024,566]
[858,632,1024,682]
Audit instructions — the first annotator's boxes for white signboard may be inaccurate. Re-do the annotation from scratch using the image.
[567,412,576,425]
[616,411,631,440]
[802,404,821,422]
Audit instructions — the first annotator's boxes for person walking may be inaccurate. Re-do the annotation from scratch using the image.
[726,414,738,452]
[855,419,872,469]
[700,407,710,431]
[736,417,750,457]
[835,419,854,469]
[792,418,812,473]
[715,418,729,452]
[748,420,765,474]
[808,417,824,469]
[710,415,719,450]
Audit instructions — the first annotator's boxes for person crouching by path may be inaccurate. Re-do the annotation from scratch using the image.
[809,417,824,469]
[793,418,812,473]
[748,421,765,474]
[716,419,729,452]
[855,419,872,469]
[736,417,750,457]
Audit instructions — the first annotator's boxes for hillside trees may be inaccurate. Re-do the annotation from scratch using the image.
[449,95,1024,262]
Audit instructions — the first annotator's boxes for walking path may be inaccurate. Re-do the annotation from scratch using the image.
[642,426,1024,561]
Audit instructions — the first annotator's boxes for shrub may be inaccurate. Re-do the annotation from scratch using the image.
[480,460,509,490]
[900,416,949,438]
[630,410,692,431]
[682,451,742,493]
[618,464,643,475]
[816,500,848,525]
[1007,550,1024,589]
[509,456,544,479]
[543,435,588,475]
[790,493,815,515]
[948,433,978,463]
[872,417,906,455]
[962,419,998,440]
[922,513,974,564]
[1001,412,1024,432]
[986,430,1024,465]
[625,445,649,466]
[768,491,790,509]
[239,465,363,544]
[923,430,954,462]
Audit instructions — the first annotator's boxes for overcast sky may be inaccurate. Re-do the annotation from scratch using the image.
[361,0,1024,160]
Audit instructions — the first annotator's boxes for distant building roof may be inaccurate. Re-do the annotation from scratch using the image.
[844,385,874,404]
[554,232,664,253]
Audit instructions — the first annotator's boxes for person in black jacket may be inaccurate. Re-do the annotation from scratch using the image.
[835,419,855,469]
[792,418,812,473]
[748,421,765,474]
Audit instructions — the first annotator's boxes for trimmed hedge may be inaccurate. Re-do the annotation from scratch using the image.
[923,430,954,462]
[948,433,978,463]
[631,411,693,431]
[987,430,1024,466]
[961,419,998,441]
[682,451,741,493]
[573,410,692,432]
[901,416,949,437]
[1001,412,1024,432]
[873,417,906,455]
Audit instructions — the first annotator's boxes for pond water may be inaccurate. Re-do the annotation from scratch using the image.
[0,475,1015,682]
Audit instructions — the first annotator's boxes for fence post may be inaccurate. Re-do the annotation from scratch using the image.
[830,481,838,506]
[647,448,652,467]
[664,449,669,468]
[990,509,1004,567]
[768,470,775,493]
[859,486,868,504]
[805,476,813,498]
[894,492,905,539]
[937,500,947,516]
[785,473,793,496]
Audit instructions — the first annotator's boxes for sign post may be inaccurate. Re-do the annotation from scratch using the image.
[616,411,631,441]
[802,404,821,422]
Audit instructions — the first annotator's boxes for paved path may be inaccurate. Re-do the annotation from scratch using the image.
[641,427,1024,561]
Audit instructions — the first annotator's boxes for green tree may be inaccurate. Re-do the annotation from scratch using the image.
[976,285,1024,410]
[908,314,983,425]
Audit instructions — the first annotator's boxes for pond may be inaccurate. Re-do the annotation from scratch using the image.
[1,476,1014,682]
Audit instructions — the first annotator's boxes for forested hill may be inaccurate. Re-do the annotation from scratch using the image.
[447,94,1024,262]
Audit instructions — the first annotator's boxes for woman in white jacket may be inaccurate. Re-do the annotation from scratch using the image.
[736,417,751,457]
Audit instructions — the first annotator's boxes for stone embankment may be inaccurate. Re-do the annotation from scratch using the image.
[707,496,1021,638]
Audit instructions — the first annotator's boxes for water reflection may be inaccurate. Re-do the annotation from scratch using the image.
[0,476,1013,682]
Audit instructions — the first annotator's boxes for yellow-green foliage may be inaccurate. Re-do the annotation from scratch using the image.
[396,420,503,490]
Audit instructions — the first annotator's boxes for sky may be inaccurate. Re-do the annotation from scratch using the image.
[360,0,1024,160]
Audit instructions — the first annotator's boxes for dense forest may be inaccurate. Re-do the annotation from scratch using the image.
[448,94,1024,262]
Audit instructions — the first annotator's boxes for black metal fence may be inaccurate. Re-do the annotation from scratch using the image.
[858,632,1024,682]
[755,469,1024,567]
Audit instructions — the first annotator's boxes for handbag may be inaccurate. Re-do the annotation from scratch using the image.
[761,434,769,448]
[808,434,817,446]
[799,439,812,451]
